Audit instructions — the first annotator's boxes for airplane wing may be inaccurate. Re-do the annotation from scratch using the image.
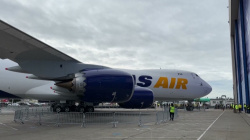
[0,20,107,80]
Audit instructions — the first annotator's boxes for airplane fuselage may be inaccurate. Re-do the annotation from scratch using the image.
[0,60,211,101]
[124,69,211,100]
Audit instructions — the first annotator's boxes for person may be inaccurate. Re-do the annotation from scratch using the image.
[235,104,238,113]
[244,104,247,113]
[239,104,242,113]
[169,103,175,121]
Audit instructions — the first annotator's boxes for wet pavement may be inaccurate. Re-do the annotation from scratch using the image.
[0,108,249,140]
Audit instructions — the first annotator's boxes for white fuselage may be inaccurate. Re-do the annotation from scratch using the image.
[123,69,211,101]
[0,60,212,101]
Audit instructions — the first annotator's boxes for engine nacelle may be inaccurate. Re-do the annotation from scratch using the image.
[57,69,134,103]
[118,87,154,109]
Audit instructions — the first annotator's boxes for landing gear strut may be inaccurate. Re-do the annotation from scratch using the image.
[186,100,194,111]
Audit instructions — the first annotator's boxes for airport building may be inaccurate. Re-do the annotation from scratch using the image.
[208,98,234,107]
[229,0,250,106]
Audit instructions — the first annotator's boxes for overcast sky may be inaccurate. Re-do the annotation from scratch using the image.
[0,0,232,98]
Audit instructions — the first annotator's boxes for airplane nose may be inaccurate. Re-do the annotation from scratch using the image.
[203,81,212,95]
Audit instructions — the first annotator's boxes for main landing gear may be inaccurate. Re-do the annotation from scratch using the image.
[51,101,95,113]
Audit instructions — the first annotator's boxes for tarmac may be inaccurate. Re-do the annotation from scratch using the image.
[0,108,250,140]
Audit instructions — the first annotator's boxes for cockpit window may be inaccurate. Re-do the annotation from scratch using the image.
[195,74,199,77]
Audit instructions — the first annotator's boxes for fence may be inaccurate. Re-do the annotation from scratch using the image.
[0,106,51,112]
[12,107,179,128]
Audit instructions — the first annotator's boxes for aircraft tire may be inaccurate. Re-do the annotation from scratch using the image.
[190,107,194,111]
[79,107,85,112]
[55,106,62,113]
[186,106,194,111]
[86,106,94,112]
[64,106,70,112]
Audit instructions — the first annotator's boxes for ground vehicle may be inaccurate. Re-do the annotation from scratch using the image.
[18,102,31,106]
[7,103,20,106]
[0,102,8,107]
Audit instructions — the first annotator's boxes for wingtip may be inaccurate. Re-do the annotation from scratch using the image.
[5,68,8,70]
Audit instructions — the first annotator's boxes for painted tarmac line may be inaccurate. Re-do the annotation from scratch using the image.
[0,122,18,130]
[197,111,224,140]
[103,137,198,139]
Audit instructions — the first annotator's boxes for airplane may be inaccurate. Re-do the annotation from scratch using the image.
[0,20,212,112]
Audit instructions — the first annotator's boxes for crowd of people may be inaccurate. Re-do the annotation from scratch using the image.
[230,103,250,113]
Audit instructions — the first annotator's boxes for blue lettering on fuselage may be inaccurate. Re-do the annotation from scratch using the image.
[133,75,188,90]
[133,75,152,87]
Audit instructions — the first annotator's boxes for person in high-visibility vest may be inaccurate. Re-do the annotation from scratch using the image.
[244,104,247,113]
[235,104,238,113]
[247,105,250,113]
[169,103,175,121]
[239,104,242,113]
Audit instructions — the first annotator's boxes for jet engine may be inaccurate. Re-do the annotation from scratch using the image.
[56,69,134,103]
[118,87,154,109]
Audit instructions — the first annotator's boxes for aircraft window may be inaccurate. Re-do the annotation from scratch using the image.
[195,74,199,77]
[178,73,183,75]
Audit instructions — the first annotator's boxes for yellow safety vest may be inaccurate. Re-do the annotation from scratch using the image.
[235,105,239,109]
[239,105,242,109]
[170,106,175,113]
[233,105,234,108]
[244,105,247,108]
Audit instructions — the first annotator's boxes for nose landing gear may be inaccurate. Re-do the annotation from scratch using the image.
[186,100,194,111]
